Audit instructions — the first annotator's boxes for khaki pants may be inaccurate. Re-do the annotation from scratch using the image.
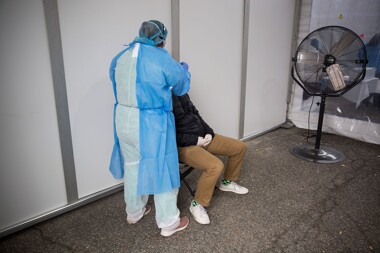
[178,134,247,207]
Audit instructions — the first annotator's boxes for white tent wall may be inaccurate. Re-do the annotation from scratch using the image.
[0,0,174,237]
[243,0,296,138]
[288,0,380,145]
[0,0,67,232]
[179,0,244,139]
[0,0,297,237]
[179,0,296,140]
[57,0,173,198]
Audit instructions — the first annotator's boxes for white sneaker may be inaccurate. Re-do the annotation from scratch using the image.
[218,181,249,194]
[189,202,210,225]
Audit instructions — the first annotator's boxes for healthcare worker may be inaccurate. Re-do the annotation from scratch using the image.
[109,20,191,237]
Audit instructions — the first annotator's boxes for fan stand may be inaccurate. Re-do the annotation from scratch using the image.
[290,94,345,163]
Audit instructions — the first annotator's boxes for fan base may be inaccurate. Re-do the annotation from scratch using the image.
[290,144,345,163]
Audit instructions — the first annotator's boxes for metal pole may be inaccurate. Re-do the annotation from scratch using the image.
[43,0,78,203]
[315,95,326,150]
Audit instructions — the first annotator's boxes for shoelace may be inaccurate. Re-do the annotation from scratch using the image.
[231,182,245,191]
[230,182,238,189]
[197,205,208,217]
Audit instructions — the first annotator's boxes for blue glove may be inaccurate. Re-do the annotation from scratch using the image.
[180,61,189,71]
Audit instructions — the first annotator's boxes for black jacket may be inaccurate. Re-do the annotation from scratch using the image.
[172,94,215,147]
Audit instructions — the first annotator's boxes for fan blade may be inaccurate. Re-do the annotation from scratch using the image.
[297,51,324,64]
[331,32,356,57]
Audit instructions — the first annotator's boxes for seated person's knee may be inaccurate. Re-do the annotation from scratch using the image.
[208,159,224,175]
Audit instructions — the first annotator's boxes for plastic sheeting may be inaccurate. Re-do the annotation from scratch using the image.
[288,0,380,145]
[288,75,380,145]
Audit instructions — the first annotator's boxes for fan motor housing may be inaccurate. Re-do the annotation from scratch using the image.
[323,54,336,68]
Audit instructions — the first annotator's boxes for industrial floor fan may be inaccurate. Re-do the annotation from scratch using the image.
[290,26,368,163]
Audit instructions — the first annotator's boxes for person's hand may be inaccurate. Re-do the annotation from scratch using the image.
[197,137,206,146]
[180,62,189,71]
[203,134,212,146]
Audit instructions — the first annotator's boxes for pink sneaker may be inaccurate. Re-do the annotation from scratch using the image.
[160,217,189,237]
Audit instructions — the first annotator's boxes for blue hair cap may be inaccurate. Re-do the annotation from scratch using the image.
[138,20,168,45]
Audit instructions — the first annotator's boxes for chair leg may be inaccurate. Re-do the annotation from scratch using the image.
[180,164,196,197]
[182,178,195,197]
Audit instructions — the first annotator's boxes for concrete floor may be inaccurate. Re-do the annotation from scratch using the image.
[0,126,379,253]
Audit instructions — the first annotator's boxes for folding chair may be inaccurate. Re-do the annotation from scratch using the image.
[179,163,196,196]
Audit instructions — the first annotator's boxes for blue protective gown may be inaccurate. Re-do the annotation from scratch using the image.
[109,40,190,195]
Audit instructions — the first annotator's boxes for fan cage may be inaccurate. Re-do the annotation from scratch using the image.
[293,26,368,97]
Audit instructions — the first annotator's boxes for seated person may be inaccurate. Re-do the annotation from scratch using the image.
[172,93,249,225]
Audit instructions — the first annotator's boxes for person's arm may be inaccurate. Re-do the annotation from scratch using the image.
[188,96,215,137]
[199,115,214,137]
[172,94,200,147]
[162,50,191,96]
[176,133,199,147]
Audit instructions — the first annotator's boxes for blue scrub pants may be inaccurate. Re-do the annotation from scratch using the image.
[116,105,180,230]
